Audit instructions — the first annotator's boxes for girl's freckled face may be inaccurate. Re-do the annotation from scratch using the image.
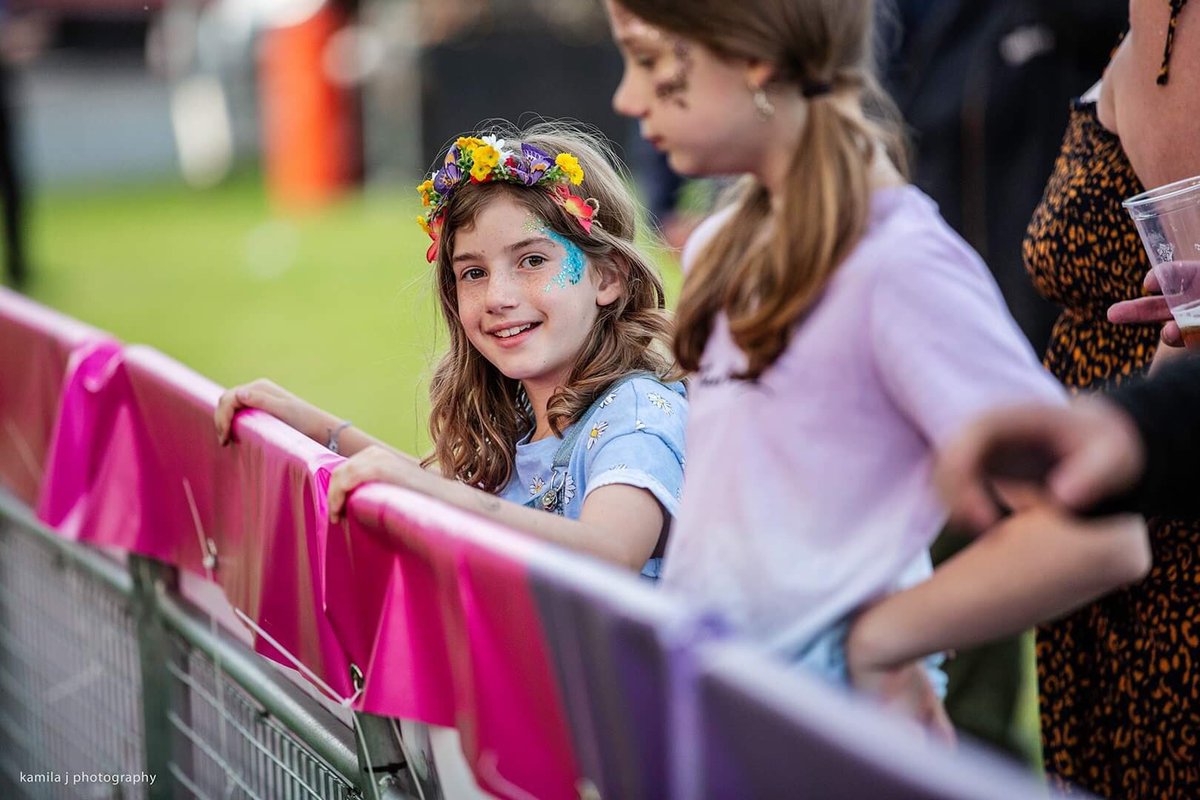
[452,196,617,393]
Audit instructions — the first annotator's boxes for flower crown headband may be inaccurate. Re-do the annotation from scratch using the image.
[417,135,599,262]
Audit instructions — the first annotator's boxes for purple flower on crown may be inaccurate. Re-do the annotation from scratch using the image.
[521,144,553,179]
[433,162,462,195]
[506,161,536,186]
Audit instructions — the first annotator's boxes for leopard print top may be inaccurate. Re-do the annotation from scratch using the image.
[1024,101,1200,798]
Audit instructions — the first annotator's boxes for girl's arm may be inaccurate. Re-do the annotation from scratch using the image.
[845,505,1150,678]
[214,378,417,463]
[326,446,663,572]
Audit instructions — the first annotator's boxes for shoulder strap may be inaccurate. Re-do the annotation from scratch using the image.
[549,372,653,468]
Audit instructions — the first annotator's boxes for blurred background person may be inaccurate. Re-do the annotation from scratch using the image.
[878,0,1127,767]
[0,0,48,289]
[1020,0,1200,794]
[881,0,1126,352]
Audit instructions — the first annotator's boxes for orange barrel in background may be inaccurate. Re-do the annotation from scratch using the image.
[259,1,361,209]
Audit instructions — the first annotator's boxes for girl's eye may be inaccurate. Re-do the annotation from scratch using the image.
[459,267,486,282]
[522,255,547,269]
[633,55,658,71]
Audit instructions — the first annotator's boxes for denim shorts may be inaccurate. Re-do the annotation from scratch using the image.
[640,556,664,581]
[791,621,949,699]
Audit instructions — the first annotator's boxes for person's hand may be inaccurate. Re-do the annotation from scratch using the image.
[1108,270,1182,346]
[327,445,439,523]
[215,378,335,446]
[936,397,1145,531]
[847,658,956,747]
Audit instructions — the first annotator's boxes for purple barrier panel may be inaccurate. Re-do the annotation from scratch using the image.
[0,288,115,505]
[332,484,580,800]
[37,344,355,699]
[526,553,714,800]
[691,641,1072,800]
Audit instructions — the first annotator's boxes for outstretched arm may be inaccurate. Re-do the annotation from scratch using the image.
[846,506,1150,679]
[327,446,663,572]
[214,378,416,462]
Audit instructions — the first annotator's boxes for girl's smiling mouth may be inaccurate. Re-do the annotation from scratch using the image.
[489,321,542,345]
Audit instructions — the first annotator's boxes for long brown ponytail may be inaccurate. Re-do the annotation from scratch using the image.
[614,0,908,379]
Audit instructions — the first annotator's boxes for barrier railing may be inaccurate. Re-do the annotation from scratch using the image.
[0,287,1068,800]
[0,493,400,799]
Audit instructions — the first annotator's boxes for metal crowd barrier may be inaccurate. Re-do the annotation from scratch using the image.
[0,490,415,800]
[0,289,1067,800]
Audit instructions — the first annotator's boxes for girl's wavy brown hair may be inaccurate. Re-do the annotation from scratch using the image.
[422,123,676,492]
[614,0,909,379]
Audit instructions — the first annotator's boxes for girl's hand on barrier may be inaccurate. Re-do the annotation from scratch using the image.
[215,378,335,446]
[1107,270,1183,346]
[328,445,437,524]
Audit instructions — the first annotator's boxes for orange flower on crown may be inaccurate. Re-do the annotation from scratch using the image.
[423,215,444,262]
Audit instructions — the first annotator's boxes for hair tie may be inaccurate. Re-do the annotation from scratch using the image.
[801,81,833,99]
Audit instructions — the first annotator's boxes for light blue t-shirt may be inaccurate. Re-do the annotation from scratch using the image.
[498,376,688,580]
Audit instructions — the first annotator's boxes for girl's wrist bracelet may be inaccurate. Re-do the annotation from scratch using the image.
[326,420,353,454]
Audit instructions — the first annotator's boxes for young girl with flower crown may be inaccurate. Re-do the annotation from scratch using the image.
[604,0,1152,728]
[215,124,687,579]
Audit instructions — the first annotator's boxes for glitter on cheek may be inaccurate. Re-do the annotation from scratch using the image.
[543,229,587,292]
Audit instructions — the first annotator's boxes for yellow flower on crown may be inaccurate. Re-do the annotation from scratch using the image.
[470,144,501,181]
[456,136,485,150]
[417,214,431,235]
[555,153,584,185]
[417,179,435,207]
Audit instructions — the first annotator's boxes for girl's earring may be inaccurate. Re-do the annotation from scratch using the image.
[752,87,775,120]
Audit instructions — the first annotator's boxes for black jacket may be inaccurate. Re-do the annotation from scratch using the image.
[1102,355,1200,518]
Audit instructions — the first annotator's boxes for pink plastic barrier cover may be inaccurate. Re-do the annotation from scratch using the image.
[0,288,115,505]
[22,315,580,798]
[37,344,354,697]
[331,485,580,800]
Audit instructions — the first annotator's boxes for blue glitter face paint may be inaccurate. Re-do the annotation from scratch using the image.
[543,228,587,292]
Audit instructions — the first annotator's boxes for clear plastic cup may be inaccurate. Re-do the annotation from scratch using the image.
[1124,174,1200,347]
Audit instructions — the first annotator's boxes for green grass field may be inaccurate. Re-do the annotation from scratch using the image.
[23,174,681,454]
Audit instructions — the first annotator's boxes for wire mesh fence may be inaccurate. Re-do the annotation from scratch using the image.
[166,637,359,800]
[0,498,416,800]
[0,516,147,799]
